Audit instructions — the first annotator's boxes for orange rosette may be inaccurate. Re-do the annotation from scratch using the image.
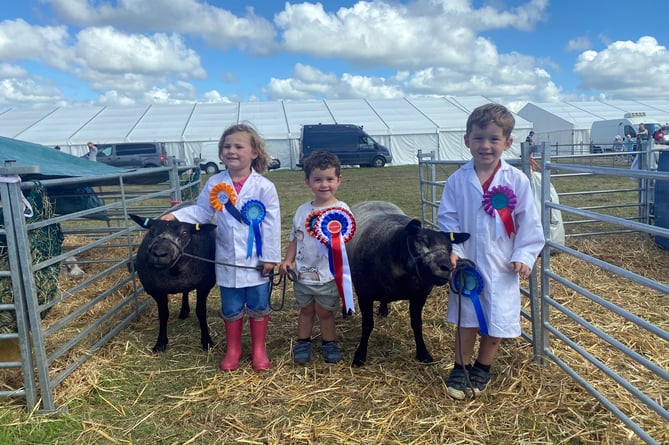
[209,183,237,212]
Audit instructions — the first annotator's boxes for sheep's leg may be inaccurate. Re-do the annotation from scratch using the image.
[352,298,375,367]
[195,287,214,350]
[409,295,433,363]
[152,293,170,352]
[378,301,389,317]
[179,291,190,319]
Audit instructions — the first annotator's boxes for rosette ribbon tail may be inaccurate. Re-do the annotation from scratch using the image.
[496,207,515,238]
[467,287,488,337]
[328,231,355,317]
[246,219,263,259]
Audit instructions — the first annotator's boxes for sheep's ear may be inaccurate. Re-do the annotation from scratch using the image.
[405,219,422,235]
[446,232,470,244]
[129,214,152,229]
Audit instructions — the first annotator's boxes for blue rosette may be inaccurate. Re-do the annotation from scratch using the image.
[241,200,266,259]
[450,259,488,336]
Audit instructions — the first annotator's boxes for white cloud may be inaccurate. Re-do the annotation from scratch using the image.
[574,36,669,98]
[0,19,71,66]
[43,0,276,54]
[565,36,591,52]
[73,27,205,77]
[0,78,66,106]
[274,0,546,69]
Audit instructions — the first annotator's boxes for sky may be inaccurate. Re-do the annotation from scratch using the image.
[0,0,667,112]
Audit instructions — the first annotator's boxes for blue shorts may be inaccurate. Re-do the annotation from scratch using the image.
[220,282,270,320]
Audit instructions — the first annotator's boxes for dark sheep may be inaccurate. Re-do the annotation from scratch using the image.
[346,201,469,367]
[130,212,216,353]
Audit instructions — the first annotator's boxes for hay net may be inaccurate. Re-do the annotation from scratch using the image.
[0,182,63,334]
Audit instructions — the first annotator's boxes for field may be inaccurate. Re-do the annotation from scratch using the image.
[0,164,667,445]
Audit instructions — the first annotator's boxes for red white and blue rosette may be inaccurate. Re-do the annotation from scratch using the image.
[482,185,517,239]
[450,259,488,336]
[241,200,266,258]
[314,207,356,316]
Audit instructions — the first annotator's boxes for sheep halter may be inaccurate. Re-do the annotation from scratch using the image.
[313,207,356,316]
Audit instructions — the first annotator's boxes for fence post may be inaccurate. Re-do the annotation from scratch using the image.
[168,157,182,204]
[0,162,52,411]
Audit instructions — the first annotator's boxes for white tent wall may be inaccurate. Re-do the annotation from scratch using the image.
[0,97,611,169]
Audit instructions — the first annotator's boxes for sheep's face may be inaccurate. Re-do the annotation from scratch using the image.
[144,220,193,269]
[405,221,470,286]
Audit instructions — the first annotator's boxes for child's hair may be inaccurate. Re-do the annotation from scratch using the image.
[218,123,271,173]
[466,103,515,137]
[303,151,341,178]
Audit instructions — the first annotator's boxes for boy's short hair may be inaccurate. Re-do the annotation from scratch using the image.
[466,103,515,137]
[303,151,341,178]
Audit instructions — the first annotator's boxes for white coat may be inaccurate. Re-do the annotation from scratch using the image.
[438,160,544,337]
[172,169,281,288]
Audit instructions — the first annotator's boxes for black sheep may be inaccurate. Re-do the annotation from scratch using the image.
[130,213,216,352]
[346,201,469,367]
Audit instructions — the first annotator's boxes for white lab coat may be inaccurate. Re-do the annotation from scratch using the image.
[438,160,544,337]
[172,169,281,288]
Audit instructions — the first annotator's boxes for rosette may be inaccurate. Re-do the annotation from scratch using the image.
[241,200,266,258]
[450,259,488,336]
[314,207,357,316]
[304,210,322,239]
[482,185,517,238]
[209,183,243,223]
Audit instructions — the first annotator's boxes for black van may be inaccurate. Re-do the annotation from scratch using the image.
[95,142,167,168]
[299,124,392,167]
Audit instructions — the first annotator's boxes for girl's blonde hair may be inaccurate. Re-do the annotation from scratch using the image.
[218,123,271,173]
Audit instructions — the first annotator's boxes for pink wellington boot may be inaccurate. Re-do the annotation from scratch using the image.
[249,316,270,371]
[219,318,243,371]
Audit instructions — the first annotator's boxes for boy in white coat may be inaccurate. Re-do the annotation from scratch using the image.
[438,104,544,399]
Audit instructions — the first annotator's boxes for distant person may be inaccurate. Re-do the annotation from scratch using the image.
[624,134,634,152]
[525,131,535,152]
[653,127,665,144]
[54,145,61,151]
[87,142,98,162]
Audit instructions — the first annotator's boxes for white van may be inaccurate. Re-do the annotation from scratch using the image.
[590,112,662,153]
[194,142,222,174]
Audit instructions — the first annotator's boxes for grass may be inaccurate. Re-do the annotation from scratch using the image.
[0,164,664,444]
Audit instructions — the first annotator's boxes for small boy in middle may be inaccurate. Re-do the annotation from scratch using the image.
[280,151,349,364]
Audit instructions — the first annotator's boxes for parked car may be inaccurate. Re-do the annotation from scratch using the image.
[89,142,167,168]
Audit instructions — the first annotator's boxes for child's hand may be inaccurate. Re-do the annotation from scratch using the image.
[510,261,531,279]
[449,252,460,271]
[261,262,276,277]
[160,213,176,221]
[279,261,292,275]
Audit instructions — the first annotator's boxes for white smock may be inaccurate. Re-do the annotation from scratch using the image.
[438,160,544,337]
[172,169,281,288]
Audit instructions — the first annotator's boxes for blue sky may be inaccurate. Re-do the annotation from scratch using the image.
[0,0,667,111]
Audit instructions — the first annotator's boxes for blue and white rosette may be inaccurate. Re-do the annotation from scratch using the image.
[450,260,488,336]
[314,207,356,316]
[241,200,266,259]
